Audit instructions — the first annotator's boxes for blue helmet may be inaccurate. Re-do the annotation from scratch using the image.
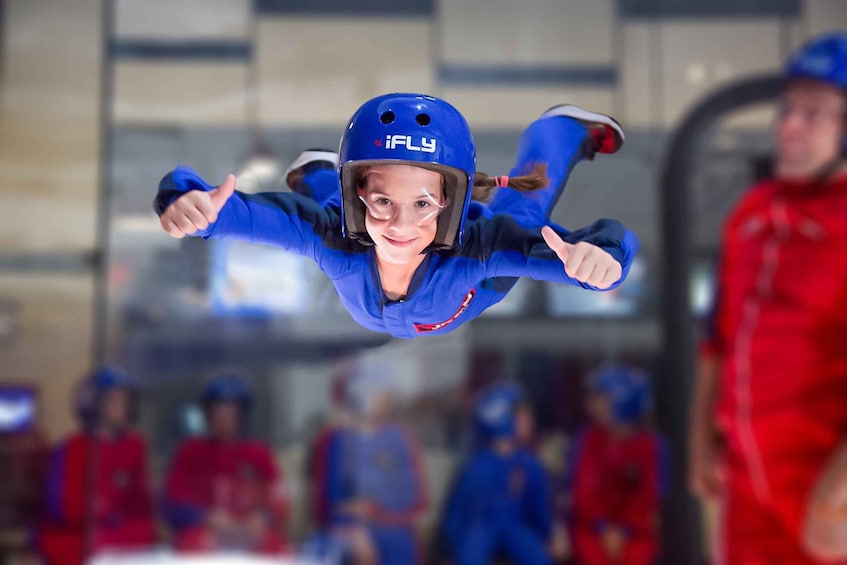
[590,365,653,425]
[89,366,134,391]
[785,33,847,152]
[473,381,524,441]
[338,93,477,249]
[202,374,253,412]
[75,366,136,426]
[785,33,847,91]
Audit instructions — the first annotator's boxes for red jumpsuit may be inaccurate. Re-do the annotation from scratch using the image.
[704,175,847,564]
[162,436,289,554]
[37,431,156,565]
[568,425,663,565]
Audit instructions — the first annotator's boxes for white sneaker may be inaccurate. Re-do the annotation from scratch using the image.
[285,149,339,192]
[541,104,624,155]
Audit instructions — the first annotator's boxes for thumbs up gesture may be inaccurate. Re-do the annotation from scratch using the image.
[160,174,237,238]
[541,225,622,290]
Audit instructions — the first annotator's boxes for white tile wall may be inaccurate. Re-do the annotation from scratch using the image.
[256,18,434,126]
[619,23,655,128]
[114,62,250,125]
[115,0,251,40]
[785,17,810,54]
[0,0,100,252]
[619,19,795,129]
[438,0,615,65]
[442,87,616,129]
[655,19,783,127]
[804,0,847,37]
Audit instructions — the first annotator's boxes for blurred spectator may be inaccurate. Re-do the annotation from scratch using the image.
[442,381,552,565]
[36,367,156,565]
[563,365,664,565]
[162,374,289,555]
[307,360,355,531]
[314,382,428,565]
[688,33,847,564]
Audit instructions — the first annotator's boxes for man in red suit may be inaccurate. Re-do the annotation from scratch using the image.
[38,367,156,565]
[688,33,847,564]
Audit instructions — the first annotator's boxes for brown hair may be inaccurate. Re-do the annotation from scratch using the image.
[354,162,550,203]
[471,162,549,202]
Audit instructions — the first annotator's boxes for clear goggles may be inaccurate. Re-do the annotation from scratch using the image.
[358,187,447,227]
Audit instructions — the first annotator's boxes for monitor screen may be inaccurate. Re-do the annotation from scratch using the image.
[208,240,335,317]
[0,386,37,433]
[545,256,650,317]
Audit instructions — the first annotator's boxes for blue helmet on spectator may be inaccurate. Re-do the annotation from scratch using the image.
[473,381,524,440]
[784,33,847,152]
[590,365,653,425]
[785,33,847,91]
[75,366,137,427]
[202,373,253,413]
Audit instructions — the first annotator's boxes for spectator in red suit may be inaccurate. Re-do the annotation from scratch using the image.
[162,374,289,555]
[565,365,665,565]
[37,367,156,565]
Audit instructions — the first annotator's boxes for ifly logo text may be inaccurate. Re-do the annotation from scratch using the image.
[383,135,437,153]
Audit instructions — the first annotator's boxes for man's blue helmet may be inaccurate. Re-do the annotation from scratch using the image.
[784,33,847,152]
[338,93,477,249]
[785,33,847,91]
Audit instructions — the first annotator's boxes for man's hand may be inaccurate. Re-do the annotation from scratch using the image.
[688,428,727,500]
[803,444,847,560]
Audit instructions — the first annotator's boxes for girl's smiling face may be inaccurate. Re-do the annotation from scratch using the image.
[360,164,446,264]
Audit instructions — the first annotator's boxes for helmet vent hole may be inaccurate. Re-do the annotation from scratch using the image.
[380,111,395,124]
[416,113,431,126]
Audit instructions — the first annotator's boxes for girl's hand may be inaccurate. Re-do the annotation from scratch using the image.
[160,174,236,238]
[541,225,622,289]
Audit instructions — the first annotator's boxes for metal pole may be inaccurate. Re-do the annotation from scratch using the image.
[658,74,783,565]
[87,6,116,556]
[92,0,116,365]
[0,0,6,84]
